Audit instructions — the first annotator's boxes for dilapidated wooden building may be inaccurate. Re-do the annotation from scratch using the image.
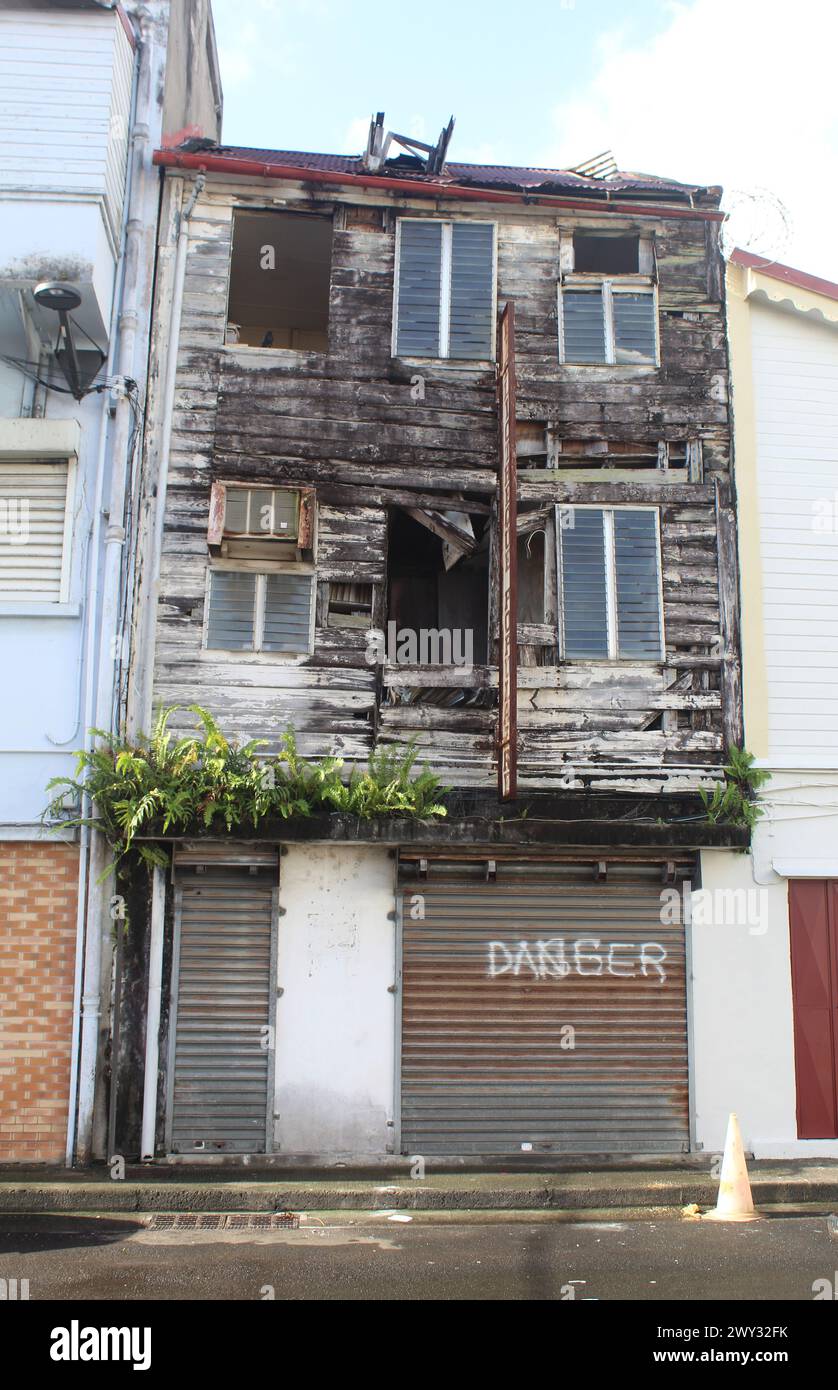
[118,125,748,1164]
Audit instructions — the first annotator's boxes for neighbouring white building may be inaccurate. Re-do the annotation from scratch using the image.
[692,250,838,1159]
[0,0,221,1164]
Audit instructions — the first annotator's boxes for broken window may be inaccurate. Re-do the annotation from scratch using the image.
[205,569,315,654]
[559,230,657,366]
[226,209,332,350]
[533,438,701,476]
[393,219,495,359]
[327,581,374,629]
[384,508,493,704]
[559,506,663,660]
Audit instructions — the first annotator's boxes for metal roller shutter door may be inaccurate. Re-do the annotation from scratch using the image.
[167,871,277,1155]
[400,881,689,1154]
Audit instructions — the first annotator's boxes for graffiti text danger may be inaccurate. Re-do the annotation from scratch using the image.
[487,938,667,984]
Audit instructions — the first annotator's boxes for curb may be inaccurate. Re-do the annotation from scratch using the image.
[1,1178,837,1214]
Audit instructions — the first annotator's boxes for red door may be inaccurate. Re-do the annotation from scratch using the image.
[789,880,838,1138]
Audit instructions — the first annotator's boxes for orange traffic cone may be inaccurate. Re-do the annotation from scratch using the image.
[703,1112,761,1222]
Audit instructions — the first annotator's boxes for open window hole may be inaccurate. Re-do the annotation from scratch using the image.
[227,209,332,350]
[386,508,491,703]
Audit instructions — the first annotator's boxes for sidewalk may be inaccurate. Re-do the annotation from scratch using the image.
[1,1160,837,1215]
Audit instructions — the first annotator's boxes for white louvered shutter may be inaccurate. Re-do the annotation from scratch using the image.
[562,290,607,363]
[262,572,314,653]
[0,460,70,601]
[206,571,256,650]
[560,508,609,658]
[449,223,495,359]
[613,291,657,364]
[614,510,663,657]
[395,221,442,356]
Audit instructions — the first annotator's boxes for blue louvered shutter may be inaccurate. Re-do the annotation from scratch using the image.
[613,291,657,364]
[262,572,314,653]
[562,289,607,363]
[449,223,494,359]
[206,571,256,650]
[395,221,442,356]
[560,508,609,658]
[614,510,662,658]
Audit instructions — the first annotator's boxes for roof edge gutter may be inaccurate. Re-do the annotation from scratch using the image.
[153,150,725,223]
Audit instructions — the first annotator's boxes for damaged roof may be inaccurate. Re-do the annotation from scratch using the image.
[159,140,721,208]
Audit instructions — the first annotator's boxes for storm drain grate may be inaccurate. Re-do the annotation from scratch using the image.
[147,1212,300,1231]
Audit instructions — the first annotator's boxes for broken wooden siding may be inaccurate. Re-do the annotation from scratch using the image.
[150,177,734,791]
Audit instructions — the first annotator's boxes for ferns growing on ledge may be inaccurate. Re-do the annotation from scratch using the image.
[44,705,447,870]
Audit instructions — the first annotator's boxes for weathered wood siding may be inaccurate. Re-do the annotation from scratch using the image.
[152,177,734,791]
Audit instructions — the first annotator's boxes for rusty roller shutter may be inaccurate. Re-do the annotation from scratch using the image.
[400,881,689,1154]
[166,869,277,1155]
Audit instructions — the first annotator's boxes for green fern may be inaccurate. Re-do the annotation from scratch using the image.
[700,747,770,829]
[43,707,448,864]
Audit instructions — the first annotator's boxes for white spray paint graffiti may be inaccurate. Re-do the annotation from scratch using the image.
[487,937,667,984]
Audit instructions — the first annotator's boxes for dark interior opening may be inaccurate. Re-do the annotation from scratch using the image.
[227,209,332,350]
[387,509,489,665]
[573,233,640,275]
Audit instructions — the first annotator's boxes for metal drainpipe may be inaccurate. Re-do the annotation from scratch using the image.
[140,865,167,1159]
[136,171,205,733]
[71,5,153,1167]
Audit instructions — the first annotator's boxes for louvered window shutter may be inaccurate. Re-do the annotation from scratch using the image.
[262,572,314,652]
[449,223,495,359]
[614,510,662,657]
[613,291,657,364]
[395,221,442,356]
[562,290,607,363]
[206,571,256,649]
[560,508,609,658]
[0,460,69,601]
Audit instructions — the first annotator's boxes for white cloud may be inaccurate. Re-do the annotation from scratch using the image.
[544,0,838,279]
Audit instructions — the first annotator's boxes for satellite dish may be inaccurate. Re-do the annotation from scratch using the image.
[33,281,83,313]
[32,282,103,400]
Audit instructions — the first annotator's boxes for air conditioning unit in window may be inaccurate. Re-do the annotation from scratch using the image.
[207,482,315,560]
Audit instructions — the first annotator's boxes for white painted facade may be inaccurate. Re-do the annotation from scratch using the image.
[0,6,134,339]
[274,845,397,1155]
[0,1,222,1166]
[696,259,838,1157]
[750,300,838,768]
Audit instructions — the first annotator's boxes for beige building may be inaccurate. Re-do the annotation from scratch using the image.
[692,250,838,1158]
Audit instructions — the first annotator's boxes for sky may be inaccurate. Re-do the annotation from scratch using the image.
[210,0,838,281]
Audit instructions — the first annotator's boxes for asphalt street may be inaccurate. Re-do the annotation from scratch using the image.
[1,1212,837,1301]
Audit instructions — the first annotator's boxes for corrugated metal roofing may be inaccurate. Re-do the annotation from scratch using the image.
[178,142,713,201]
[731,248,838,303]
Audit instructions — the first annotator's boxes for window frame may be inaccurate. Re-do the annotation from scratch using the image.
[555,503,665,662]
[0,453,76,608]
[391,216,498,363]
[557,229,659,367]
[202,561,317,659]
[223,205,334,357]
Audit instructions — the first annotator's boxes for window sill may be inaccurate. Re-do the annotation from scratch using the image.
[0,602,80,618]
[393,355,495,369]
[201,646,312,664]
[559,361,659,371]
[221,343,328,363]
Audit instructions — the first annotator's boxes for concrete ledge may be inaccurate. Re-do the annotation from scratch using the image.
[1,1164,836,1214]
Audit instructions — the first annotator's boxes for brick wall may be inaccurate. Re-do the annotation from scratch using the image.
[0,842,78,1163]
